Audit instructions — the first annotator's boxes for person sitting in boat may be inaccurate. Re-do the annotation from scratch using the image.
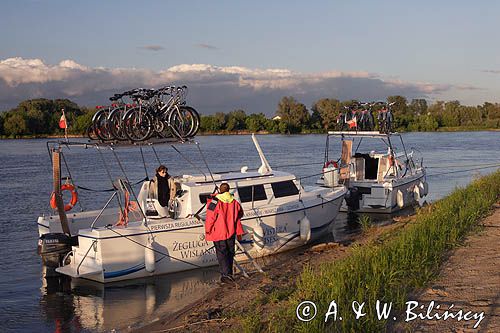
[149,165,177,207]
[205,183,245,283]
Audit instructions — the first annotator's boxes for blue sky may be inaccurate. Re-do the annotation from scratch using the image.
[1,0,499,113]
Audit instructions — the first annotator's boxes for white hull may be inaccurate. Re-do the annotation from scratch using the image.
[55,187,345,283]
[40,135,347,283]
[340,172,426,214]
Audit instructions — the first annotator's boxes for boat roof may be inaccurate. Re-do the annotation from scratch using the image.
[327,131,401,138]
[179,170,294,186]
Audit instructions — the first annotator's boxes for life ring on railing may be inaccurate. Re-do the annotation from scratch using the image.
[50,183,78,212]
[324,160,339,168]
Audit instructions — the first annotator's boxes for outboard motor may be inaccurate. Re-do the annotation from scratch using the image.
[37,233,72,268]
[345,188,361,211]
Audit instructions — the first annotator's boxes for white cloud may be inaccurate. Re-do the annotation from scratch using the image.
[0,57,454,114]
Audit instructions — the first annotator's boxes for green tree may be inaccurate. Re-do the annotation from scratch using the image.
[226,109,247,131]
[214,112,227,130]
[245,113,267,132]
[387,96,409,115]
[311,98,341,129]
[442,101,461,127]
[409,99,428,116]
[428,101,445,126]
[0,113,5,136]
[278,121,290,134]
[3,113,27,137]
[265,119,281,133]
[276,96,310,133]
[72,109,96,134]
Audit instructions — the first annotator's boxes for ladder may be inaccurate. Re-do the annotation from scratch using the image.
[233,239,264,278]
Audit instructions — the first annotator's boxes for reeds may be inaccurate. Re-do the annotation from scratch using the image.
[265,170,500,332]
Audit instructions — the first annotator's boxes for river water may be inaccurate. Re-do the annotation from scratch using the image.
[0,132,499,332]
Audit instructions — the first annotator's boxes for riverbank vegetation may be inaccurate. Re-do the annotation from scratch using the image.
[234,170,500,332]
[1,96,499,138]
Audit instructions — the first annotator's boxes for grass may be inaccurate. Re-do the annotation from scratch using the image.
[358,214,373,233]
[239,170,500,332]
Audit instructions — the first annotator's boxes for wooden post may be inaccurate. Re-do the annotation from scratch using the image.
[52,149,71,235]
[340,140,352,180]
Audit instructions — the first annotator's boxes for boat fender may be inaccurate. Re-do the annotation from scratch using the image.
[252,224,265,251]
[421,181,429,196]
[50,183,78,212]
[396,189,405,208]
[145,237,156,273]
[413,185,421,201]
[299,215,311,243]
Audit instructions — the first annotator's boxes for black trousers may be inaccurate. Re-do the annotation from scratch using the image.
[213,235,236,277]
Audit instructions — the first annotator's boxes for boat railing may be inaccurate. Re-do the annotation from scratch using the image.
[77,240,97,275]
[90,192,118,230]
[327,131,401,138]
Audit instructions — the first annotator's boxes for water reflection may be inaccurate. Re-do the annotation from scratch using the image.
[40,266,219,332]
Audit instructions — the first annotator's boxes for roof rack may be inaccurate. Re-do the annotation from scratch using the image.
[47,137,197,150]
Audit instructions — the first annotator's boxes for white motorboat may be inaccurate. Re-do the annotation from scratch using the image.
[319,131,428,213]
[38,135,346,283]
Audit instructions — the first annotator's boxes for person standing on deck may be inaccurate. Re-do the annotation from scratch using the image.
[205,183,244,283]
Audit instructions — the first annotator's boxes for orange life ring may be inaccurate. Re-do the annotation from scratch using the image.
[50,183,78,212]
[324,160,339,168]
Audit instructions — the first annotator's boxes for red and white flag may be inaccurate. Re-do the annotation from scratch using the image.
[59,111,67,129]
[347,116,357,129]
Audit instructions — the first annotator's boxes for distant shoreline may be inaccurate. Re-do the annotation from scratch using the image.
[0,128,499,140]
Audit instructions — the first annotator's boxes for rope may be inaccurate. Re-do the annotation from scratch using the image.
[60,151,85,212]
[109,147,148,222]
[171,144,207,179]
[140,146,149,180]
[151,146,162,165]
[97,147,124,216]
[427,164,500,177]
[76,177,148,192]
[196,142,217,187]
[115,190,140,226]
[426,162,500,169]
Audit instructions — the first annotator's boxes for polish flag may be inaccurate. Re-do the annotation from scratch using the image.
[59,113,68,129]
[347,116,357,129]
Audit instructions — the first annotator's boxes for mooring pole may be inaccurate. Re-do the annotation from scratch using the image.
[52,149,71,236]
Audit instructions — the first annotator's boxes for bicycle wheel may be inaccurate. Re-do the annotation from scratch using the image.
[156,116,174,138]
[94,109,113,141]
[86,124,98,140]
[167,105,197,139]
[184,106,200,137]
[107,107,127,141]
[123,107,153,142]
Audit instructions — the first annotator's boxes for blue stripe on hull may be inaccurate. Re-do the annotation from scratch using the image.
[102,219,335,279]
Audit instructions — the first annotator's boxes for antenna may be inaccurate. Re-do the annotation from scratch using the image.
[252,134,272,174]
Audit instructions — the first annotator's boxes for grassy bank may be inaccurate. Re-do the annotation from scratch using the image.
[243,170,500,332]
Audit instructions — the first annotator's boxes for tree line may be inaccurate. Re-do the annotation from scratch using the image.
[1,96,499,138]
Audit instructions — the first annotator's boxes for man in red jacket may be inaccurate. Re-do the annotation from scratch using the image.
[205,183,244,282]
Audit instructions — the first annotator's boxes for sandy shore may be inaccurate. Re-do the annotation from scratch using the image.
[135,205,499,332]
[135,218,408,332]
[394,204,500,332]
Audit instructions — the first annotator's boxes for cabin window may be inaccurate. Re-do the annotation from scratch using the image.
[199,193,212,204]
[271,180,299,198]
[237,185,267,203]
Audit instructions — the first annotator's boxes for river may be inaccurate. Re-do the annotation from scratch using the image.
[0,132,499,332]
